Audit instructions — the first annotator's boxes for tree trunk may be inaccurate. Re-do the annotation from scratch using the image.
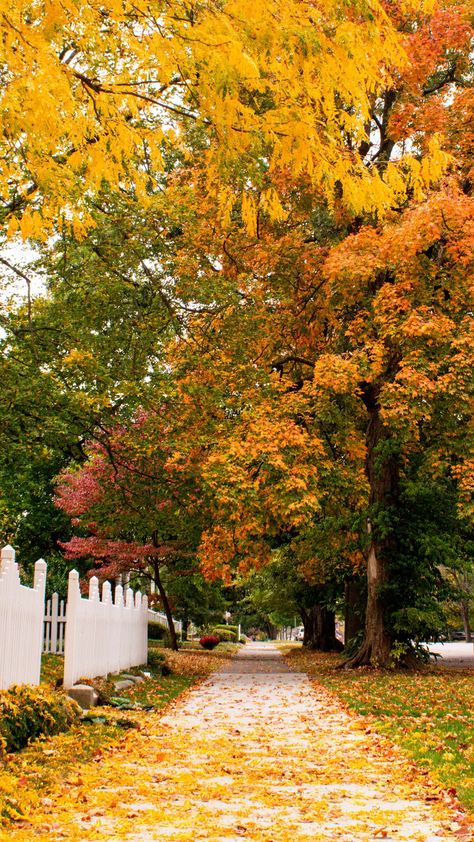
[344,577,365,645]
[460,599,472,642]
[153,561,179,651]
[182,617,189,642]
[265,622,277,640]
[301,605,343,651]
[344,383,398,668]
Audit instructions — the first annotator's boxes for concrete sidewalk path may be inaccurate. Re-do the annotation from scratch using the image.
[7,643,471,841]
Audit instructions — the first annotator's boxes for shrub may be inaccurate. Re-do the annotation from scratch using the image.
[199,635,220,650]
[212,627,237,642]
[147,647,166,665]
[147,648,171,674]
[214,624,238,634]
[148,623,166,641]
[0,685,81,754]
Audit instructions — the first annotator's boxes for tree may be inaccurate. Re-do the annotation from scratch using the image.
[240,550,344,650]
[0,192,182,583]
[1,0,472,669]
[165,574,228,640]
[0,0,444,239]
[54,409,209,650]
[165,0,473,666]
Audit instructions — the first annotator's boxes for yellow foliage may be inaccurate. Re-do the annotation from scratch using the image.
[0,0,445,236]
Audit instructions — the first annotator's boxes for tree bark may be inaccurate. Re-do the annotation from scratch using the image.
[153,560,179,651]
[301,605,343,651]
[344,577,365,645]
[460,599,472,642]
[182,617,189,641]
[343,383,398,667]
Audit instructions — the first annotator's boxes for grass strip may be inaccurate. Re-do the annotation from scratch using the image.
[283,645,474,817]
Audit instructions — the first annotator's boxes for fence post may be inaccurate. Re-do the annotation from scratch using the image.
[50,592,59,654]
[0,546,16,687]
[1,544,16,569]
[63,569,81,690]
[141,593,148,664]
[114,584,124,674]
[32,559,47,683]
[0,547,47,689]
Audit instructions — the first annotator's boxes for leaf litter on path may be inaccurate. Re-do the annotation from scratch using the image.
[2,643,472,841]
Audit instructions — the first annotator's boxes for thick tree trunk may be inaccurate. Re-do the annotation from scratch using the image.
[346,540,392,666]
[301,605,343,651]
[344,383,399,668]
[153,561,179,651]
[265,622,277,640]
[344,577,365,645]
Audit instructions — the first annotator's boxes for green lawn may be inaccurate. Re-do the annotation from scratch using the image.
[283,646,474,817]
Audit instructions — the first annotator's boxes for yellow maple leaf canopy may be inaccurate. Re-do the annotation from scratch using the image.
[0,0,443,236]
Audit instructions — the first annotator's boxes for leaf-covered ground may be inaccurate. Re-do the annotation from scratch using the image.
[0,645,235,830]
[282,645,474,819]
[1,643,472,841]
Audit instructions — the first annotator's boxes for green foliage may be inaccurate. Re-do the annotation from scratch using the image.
[148,623,167,641]
[213,624,239,634]
[0,685,81,754]
[212,627,237,641]
[166,573,229,631]
[383,473,471,642]
[147,648,172,674]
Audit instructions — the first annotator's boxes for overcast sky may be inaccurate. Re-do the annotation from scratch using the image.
[0,240,45,305]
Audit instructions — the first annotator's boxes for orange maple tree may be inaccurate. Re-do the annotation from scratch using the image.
[2,0,471,666]
[166,0,473,665]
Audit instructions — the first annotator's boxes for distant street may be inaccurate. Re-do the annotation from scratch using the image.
[426,641,474,668]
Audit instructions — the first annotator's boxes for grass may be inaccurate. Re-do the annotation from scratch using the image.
[282,645,474,817]
[1,642,237,826]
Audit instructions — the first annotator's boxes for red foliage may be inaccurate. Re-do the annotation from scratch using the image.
[199,635,220,650]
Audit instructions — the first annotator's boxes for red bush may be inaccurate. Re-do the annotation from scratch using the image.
[199,635,220,650]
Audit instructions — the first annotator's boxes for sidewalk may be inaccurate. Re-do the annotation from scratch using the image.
[427,641,474,669]
[5,643,471,841]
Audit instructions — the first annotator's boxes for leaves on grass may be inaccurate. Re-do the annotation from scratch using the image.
[283,646,474,818]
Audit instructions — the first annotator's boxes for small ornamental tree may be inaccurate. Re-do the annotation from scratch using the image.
[55,409,208,651]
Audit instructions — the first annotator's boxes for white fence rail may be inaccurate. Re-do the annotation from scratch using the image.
[148,608,182,636]
[43,593,66,655]
[63,570,148,689]
[0,545,47,690]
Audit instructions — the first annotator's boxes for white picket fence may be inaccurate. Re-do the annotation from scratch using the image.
[0,544,182,691]
[43,593,67,654]
[43,598,181,654]
[148,608,182,636]
[63,570,148,689]
[0,545,47,689]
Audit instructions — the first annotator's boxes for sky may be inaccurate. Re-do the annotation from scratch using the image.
[0,240,45,305]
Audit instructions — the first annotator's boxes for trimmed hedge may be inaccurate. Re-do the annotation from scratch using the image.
[212,627,237,642]
[214,625,238,634]
[148,623,166,641]
[0,685,81,754]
